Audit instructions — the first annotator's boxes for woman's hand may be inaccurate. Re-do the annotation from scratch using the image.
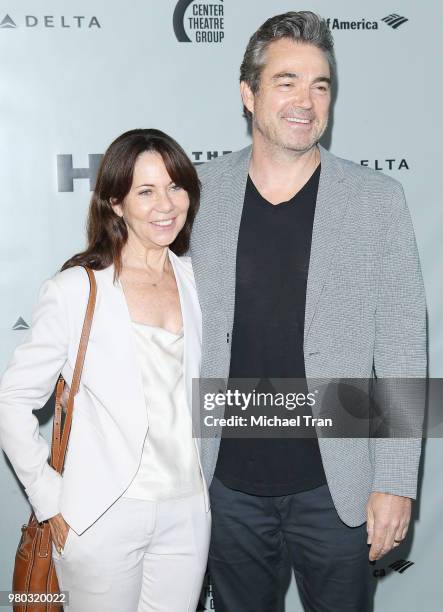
[60,383,70,413]
[48,513,70,553]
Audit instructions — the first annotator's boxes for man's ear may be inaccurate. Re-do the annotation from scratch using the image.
[110,197,123,218]
[240,81,255,116]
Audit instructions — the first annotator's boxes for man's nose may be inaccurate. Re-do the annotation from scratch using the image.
[292,85,313,109]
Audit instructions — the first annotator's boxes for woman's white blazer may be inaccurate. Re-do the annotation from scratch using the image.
[0,251,209,535]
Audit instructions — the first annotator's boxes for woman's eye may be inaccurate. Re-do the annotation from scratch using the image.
[139,189,152,196]
[171,184,182,191]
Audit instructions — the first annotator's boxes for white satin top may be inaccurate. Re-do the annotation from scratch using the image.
[122,322,202,501]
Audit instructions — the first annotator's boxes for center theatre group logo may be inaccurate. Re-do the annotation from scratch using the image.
[325,13,408,31]
[0,13,100,29]
[173,0,224,43]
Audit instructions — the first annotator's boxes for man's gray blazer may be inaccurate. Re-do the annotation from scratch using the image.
[190,145,426,527]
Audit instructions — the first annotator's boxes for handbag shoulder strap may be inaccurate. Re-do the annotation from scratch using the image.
[51,266,97,473]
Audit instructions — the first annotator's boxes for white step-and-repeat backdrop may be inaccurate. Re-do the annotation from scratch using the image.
[1,1,442,610]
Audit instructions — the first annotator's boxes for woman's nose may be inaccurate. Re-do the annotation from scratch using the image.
[155,192,175,213]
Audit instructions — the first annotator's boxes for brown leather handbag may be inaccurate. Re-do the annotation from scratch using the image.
[12,266,97,612]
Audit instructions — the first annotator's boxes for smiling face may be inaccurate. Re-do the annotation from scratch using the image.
[111,151,190,250]
[241,39,331,155]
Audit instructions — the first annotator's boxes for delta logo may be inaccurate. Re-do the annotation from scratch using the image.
[0,13,101,29]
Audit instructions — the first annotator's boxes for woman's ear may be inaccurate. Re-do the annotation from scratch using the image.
[110,197,123,218]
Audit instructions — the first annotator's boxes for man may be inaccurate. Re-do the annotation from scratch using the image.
[190,11,426,612]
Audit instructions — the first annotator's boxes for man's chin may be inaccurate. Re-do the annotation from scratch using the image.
[281,139,318,154]
[281,125,327,154]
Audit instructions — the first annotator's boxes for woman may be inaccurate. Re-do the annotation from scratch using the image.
[0,129,210,611]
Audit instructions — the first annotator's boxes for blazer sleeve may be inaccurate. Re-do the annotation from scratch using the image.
[372,182,427,498]
[0,276,69,521]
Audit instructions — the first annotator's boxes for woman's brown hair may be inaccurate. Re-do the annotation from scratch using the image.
[61,128,200,276]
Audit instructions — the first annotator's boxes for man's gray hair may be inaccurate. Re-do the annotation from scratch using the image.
[240,11,335,119]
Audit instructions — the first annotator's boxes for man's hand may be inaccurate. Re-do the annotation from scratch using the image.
[48,513,70,553]
[366,492,411,561]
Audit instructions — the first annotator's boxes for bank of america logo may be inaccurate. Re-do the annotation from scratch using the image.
[12,317,30,331]
[389,559,414,573]
[0,14,16,28]
[382,14,408,29]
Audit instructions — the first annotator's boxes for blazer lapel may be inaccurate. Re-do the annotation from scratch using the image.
[168,250,202,418]
[80,265,148,454]
[218,146,252,333]
[304,145,350,342]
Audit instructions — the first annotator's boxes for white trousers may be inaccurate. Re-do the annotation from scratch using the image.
[52,491,210,612]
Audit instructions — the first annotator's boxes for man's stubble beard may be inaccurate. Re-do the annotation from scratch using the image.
[253,113,328,155]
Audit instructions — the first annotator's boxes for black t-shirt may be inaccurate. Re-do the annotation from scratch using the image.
[214,164,327,496]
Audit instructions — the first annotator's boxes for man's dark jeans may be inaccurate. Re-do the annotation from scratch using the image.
[208,477,372,612]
